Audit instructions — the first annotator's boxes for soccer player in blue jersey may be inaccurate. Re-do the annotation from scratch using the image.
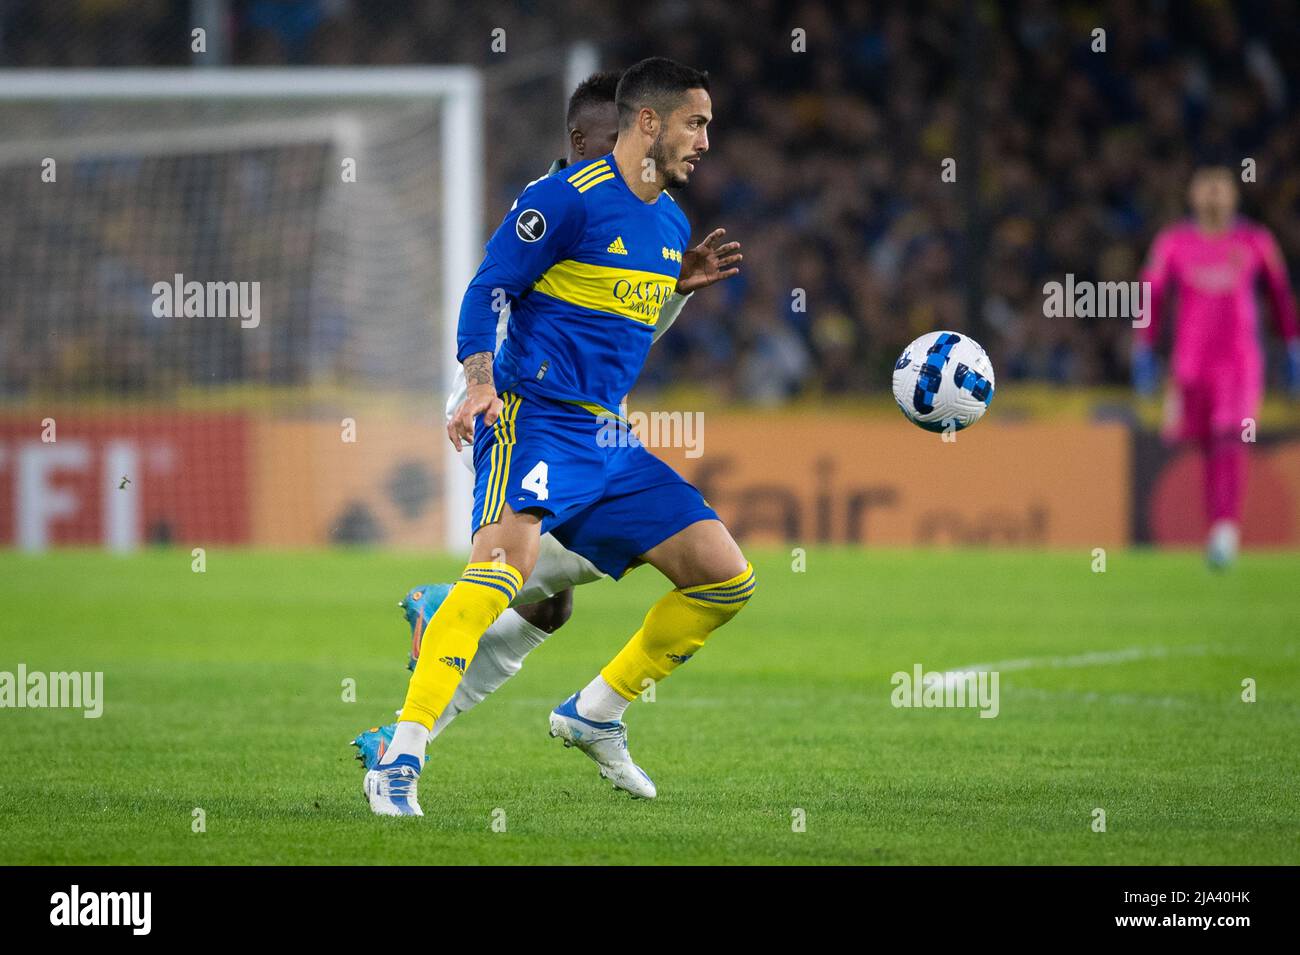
[364,58,755,816]
[351,71,741,771]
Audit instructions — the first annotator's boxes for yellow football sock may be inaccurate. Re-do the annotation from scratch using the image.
[601,563,755,699]
[398,561,524,728]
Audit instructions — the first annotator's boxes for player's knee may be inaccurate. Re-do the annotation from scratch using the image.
[685,560,755,622]
[469,518,541,581]
[728,561,756,616]
[515,588,573,633]
[732,556,755,596]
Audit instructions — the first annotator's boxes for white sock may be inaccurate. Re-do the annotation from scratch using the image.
[1209,519,1239,547]
[380,720,429,765]
[1207,519,1240,561]
[428,609,549,741]
[575,674,631,723]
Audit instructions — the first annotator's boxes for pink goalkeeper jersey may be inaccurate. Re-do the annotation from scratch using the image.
[1140,217,1298,382]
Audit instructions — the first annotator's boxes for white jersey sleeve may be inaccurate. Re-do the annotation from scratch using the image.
[444,303,512,423]
[652,291,691,343]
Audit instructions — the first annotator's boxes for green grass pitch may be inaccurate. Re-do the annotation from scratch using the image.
[0,548,1296,865]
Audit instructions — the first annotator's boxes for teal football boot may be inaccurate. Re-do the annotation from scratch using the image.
[350,724,395,770]
[399,583,454,671]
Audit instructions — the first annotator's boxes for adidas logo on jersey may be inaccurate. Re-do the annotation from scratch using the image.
[662,247,682,263]
[439,655,467,675]
[607,236,628,255]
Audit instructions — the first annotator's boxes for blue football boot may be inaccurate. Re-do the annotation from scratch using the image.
[350,724,396,771]
[399,583,453,671]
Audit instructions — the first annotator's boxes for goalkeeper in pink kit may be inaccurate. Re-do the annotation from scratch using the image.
[1134,165,1300,567]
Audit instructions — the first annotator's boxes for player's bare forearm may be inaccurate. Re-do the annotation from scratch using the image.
[448,351,503,451]
[463,351,495,389]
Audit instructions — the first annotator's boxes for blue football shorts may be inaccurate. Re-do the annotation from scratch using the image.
[470,391,718,579]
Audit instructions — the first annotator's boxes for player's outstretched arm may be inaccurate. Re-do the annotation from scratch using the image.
[1255,228,1300,396]
[1133,229,1174,396]
[1137,228,1174,344]
[1131,341,1160,397]
[1257,228,1300,339]
[676,227,742,294]
[653,228,742,343]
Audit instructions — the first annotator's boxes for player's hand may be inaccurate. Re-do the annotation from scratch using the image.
[1132,343,1159,397]
[676,228,742,295]
[1286,340,1300,398]
[448,386,503,452]
[1160,384,1183,442]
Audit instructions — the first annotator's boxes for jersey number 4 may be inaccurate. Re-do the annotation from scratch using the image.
[522,461,549,501]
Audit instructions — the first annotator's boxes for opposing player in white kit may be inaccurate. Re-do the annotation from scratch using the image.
[351,71,741,779]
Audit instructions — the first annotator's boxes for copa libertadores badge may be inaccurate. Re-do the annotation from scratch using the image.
[516,209,546,242]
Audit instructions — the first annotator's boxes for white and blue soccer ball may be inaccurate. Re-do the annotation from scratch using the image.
[892,331,995,433]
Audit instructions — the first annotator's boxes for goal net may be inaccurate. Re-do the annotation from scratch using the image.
[0,69,482,552]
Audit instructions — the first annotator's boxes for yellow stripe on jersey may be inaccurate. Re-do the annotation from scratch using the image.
[480,393,522,527]
[576,172,616,193]
[495,393,521,523]
[483,393,518,525]
[532,259,677,326]
[481,402,505,527]
[562,399,627,423]
[567,160,610,189]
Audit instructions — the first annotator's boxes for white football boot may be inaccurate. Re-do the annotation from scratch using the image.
[363,754,423,816]
[548,693,657,799]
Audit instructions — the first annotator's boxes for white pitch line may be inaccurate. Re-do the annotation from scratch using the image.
[940,644,1209,688]
[1004,686,1198,709]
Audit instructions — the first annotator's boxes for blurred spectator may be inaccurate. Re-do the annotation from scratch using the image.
[3,0,1299,400]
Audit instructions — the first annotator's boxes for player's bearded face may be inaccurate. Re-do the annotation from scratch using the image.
[649,128,689,188]
[650,91,710,188]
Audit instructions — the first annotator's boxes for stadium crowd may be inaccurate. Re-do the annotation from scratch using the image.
[3,0,1300,403]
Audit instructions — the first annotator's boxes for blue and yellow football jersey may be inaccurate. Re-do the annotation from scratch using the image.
[456,153,691,417]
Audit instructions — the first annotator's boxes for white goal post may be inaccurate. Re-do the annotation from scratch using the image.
[0,68,482,551]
